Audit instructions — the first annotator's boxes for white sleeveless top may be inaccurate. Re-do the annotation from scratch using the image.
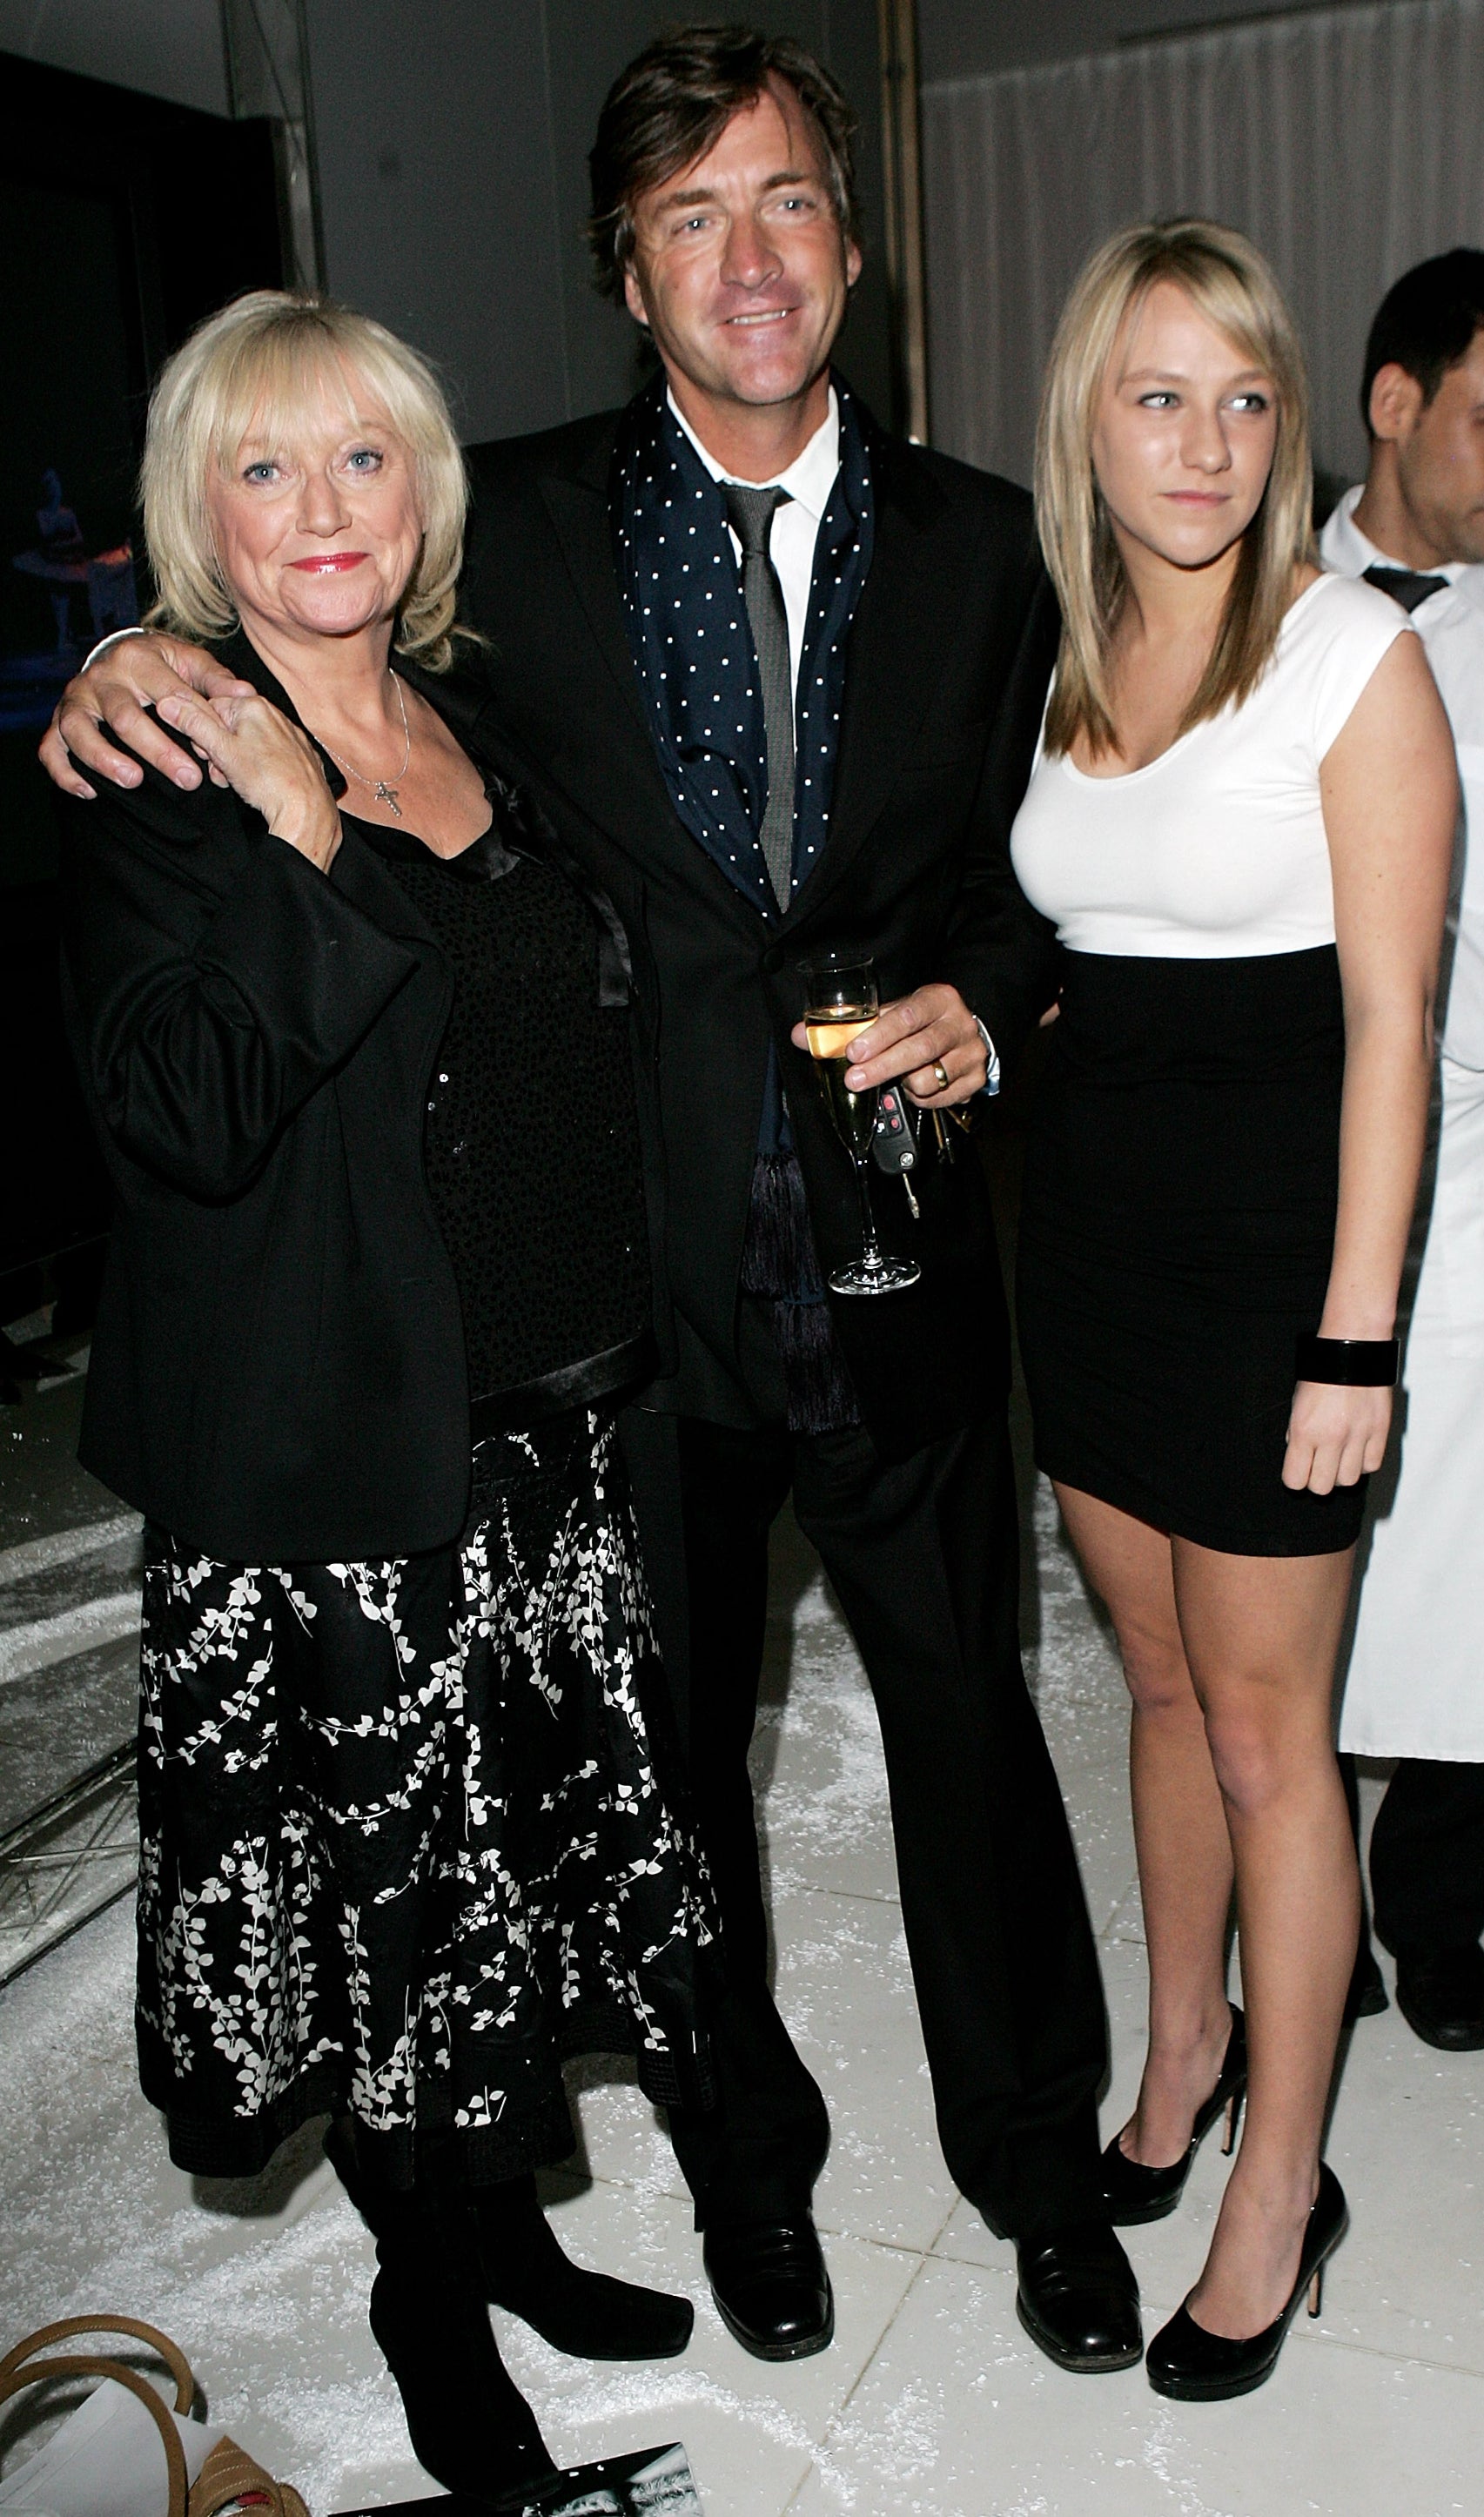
[1010,572,1410,959]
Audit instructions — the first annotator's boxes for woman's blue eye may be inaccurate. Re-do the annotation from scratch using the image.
[346,448,382,470]
[243,462,277,483]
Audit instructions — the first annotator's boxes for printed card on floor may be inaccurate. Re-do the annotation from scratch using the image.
[334,2441,705,2515]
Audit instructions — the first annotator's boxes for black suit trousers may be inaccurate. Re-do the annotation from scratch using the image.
[654,1399,1108,2241]
[1369,1760,1484,1956]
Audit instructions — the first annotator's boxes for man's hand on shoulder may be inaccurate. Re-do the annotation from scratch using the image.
[40,633,255,800]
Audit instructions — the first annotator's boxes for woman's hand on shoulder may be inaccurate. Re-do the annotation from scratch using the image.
[1283,1380,1391,1494]
[156,688,341,871]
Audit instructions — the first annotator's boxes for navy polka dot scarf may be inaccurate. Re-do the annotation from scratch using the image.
[611,374,875,921]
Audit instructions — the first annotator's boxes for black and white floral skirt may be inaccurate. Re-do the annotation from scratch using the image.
[135,1408,715,2185]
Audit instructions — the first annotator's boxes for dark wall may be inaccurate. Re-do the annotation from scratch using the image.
[0,53,283,884]
[305,1,569,444]
[1,7,896,446]
[0,0,228,115]
[0,56,284,1289]
[305,0,895,446]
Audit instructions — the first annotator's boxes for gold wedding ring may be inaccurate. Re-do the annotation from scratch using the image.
[932,1060,950,1092]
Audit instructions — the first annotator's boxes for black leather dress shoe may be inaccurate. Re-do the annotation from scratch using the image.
[1395,1944,1484,2051]
[703,2218,835,2361]
[1016,2221,1143,2373]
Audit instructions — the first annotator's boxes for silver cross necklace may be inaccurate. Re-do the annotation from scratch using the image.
[324,669,412,817]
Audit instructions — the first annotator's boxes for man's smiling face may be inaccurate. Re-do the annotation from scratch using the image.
[622,75,861,416]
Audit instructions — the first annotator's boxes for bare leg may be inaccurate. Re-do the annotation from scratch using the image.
[1172,1540,1359,2337]
[1055,1486,1234,2166]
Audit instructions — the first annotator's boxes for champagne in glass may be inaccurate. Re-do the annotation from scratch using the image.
[804,1011,878,1159]
[798,953,921,1297]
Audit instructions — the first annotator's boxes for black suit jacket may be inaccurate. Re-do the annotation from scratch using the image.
[460,391,1060,1458]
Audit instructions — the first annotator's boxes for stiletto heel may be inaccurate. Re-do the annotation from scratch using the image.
[1102,2006,1247,2225]
[1145,2163,1348,2400]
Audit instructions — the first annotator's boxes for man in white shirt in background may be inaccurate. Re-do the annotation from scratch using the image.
[1324,249,1484,2054]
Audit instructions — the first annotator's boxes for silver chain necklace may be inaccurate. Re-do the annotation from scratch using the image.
[323,669,412,817]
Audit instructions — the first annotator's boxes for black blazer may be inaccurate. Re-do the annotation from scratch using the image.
[460,388,1060,1458]
[58,634,662,1563]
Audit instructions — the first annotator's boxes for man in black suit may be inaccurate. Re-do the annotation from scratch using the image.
[44,26,1137,2378]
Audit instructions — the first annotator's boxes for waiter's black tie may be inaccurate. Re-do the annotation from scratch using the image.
[724,482,796,909]
[1362,562,1451,614]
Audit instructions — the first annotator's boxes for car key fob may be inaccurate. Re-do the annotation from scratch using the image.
[873,1084,917,1173]
[873,1085,921,1218]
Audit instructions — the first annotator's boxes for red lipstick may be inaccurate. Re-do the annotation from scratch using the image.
[287,551,369,572]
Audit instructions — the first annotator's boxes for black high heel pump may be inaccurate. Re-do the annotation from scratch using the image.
[1145,2161,1348,2401]
[1101,2005,1247,2226]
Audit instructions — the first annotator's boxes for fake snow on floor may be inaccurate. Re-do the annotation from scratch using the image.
[3,1490,1481,2516]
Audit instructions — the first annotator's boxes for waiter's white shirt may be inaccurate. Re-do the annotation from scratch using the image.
[668,385,839,702]
[1320,486,1484,1069]
[1326,487,1484,1760]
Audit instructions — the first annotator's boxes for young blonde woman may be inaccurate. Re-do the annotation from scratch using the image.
[1011,220,1456,2398]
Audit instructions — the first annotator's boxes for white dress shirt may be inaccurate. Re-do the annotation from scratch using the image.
[1326,488,1484,1756]
[1320,485,1484,1070]
[669,384,998,1091]
[97,389,998,1091]
[668,386,840,701]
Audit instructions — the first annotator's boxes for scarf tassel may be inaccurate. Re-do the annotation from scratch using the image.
[741,1153,861,1436]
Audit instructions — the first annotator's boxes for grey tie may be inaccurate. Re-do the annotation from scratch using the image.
[724,482,795,909]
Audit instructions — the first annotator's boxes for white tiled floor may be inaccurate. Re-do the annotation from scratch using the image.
[2,1479,1481,2516]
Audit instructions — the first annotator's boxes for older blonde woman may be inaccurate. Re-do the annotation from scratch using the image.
[57,292,713,2507]
[1011,222,1455,2397]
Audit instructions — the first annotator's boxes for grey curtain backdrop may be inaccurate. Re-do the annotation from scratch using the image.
[922,0,1484,487]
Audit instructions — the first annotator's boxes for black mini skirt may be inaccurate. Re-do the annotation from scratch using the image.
[1017,944,1366,1557]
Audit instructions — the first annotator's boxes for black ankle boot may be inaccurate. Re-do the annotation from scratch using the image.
[326,2122,557,2507]
[471,2174,694,2361]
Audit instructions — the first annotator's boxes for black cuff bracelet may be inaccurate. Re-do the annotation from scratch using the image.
[1294,1333,1400,1387]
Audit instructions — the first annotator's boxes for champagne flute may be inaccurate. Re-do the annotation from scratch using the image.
[799,952,921,1296]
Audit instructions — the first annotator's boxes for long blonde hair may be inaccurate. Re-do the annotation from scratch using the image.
[1035,218,1314,761]
[141,291,470,671]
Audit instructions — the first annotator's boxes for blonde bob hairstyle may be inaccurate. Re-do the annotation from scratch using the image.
[141,290,470,672]
[1035,218,1314,761]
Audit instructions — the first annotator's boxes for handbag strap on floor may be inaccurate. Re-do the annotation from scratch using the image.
[0,2347,191,2517]
[0,2316,196,2411]
[0,2323,307,2517]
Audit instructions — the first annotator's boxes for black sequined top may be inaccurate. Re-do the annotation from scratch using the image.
[353,802,651,1420]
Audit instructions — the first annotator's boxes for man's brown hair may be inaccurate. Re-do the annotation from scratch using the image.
[588,23,861,303]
